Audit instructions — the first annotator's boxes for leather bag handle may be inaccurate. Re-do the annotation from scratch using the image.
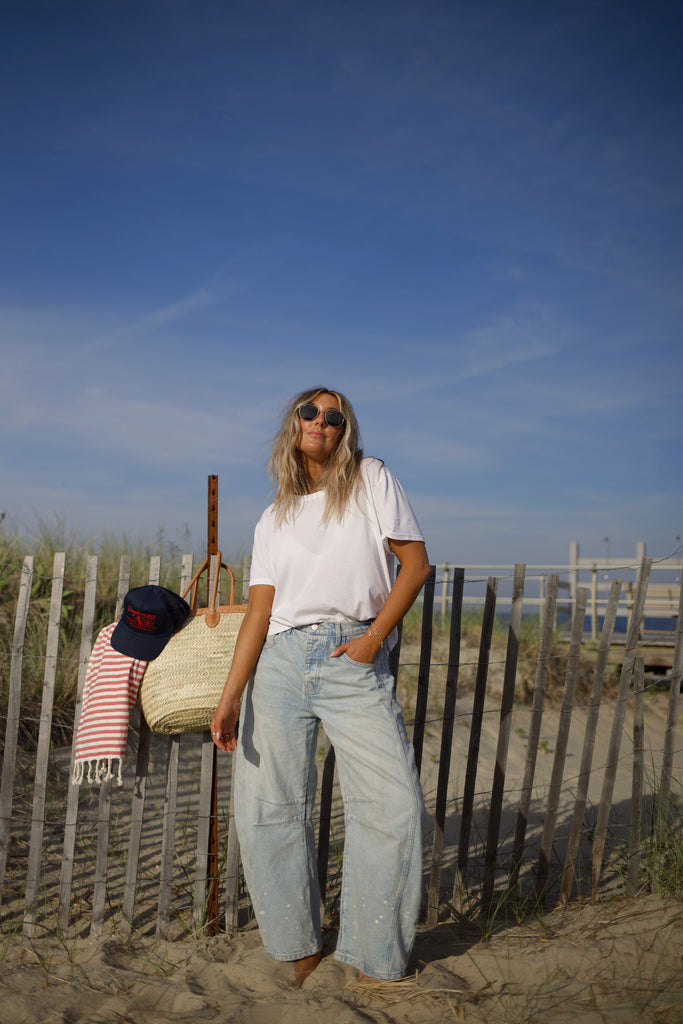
[180,551,237,625]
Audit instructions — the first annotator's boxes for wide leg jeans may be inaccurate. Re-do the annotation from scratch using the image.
[234,621,425,980]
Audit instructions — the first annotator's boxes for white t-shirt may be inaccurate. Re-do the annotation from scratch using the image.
[249,457,424,637]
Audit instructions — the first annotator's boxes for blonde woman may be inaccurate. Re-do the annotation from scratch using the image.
[211,387,430,985]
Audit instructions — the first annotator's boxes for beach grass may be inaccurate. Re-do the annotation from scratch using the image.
[0,518,241,751]
[396,602,608,721]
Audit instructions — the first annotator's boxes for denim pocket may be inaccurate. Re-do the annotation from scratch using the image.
[340,652,393,698]
[340,651,377,669]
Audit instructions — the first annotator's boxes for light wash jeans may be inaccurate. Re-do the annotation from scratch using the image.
[234,620,425,980]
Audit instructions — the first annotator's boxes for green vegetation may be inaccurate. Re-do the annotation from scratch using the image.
[396,602,609,718]
[620,786,683,903]
[0,518,243,750]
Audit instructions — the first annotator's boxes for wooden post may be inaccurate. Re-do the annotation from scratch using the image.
[120,556,160,935]
[23,554,65,935]
[510,574,558,888]
[194,733,216,931]
[627,659,645,895]
[224,555,251,928]
[535,586,588,901]
[91,555,133,936]
[559,578,622,906]
[440,563,450,622]
[58,553,98,931]
[207,474,219,567]
[482,564,525,912]
[659,580,683,818]
[453,577,497,909]
[591,557,652,892]
[591,564,598,641]
[412,565,435,775]
[569,542,579,631]
[426,568,463,926]
[0,556,34,908]
[156,735,180,938]
[206,475,220,934]
[156,552,194,937]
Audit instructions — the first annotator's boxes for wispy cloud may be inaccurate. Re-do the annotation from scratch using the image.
[72,389,252,464]
[80,264,251,354]
[452,305,566,385]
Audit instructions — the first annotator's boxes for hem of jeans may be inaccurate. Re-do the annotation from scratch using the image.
[264,943,322,963]
[333,950,406,981]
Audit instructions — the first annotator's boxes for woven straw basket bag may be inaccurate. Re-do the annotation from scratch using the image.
[140,553,247,734]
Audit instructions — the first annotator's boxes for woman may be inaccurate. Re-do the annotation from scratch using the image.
[211,387,430,985]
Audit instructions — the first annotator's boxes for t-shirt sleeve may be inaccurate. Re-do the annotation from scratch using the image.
[248,512,277,587]
[366,460,424,543]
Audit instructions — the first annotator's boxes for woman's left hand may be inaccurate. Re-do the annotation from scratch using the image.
[210,699,241,752]
[329,541,430,665]
[330,631,380,663]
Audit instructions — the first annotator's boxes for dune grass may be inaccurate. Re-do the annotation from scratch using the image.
[0,518,243,750]
[396,601,608,720]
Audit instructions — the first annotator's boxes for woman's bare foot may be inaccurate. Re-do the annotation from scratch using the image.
[293,950,323,986]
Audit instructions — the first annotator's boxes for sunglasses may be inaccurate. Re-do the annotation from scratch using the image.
[298,403,345,429]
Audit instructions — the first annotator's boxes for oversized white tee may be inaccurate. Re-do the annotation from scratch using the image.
[249,457,424,638]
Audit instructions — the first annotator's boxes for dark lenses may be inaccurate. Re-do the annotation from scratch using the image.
[298,404,345,428]
[323,408,345,428]
[298,404,318,421]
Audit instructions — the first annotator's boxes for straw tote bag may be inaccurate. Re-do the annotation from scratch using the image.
[140,553,247,734]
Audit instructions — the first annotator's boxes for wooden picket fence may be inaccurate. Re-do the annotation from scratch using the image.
[1,554,681,941]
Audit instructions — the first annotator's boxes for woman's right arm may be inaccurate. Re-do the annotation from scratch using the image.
[210,583,275,752]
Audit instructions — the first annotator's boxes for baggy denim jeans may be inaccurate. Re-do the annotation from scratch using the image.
[234,621,425,980]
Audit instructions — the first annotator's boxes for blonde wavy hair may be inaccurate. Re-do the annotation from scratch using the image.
[269,387,364,524]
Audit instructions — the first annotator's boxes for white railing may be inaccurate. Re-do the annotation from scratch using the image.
[433,543,682,640]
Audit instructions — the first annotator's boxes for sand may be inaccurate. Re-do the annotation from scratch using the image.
[2,645,681,1023]
[1,893,681,1023]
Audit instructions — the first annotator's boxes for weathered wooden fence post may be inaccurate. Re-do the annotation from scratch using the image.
[591,557,652,892]
[453,576,497,911]
[0,556,34,907]
[426,568,463,926]
[223,554,251,930]
[534,587,588,901]
[627,658,645,895]
[59,553,99,931]
[481,564,525,912]
[510,574,559,889]
[90,556,133,936]
[659,581,683,819]
[155,552,194,938]
[559,578,622,905]
[412,565,436,774]
[24,553,66,936]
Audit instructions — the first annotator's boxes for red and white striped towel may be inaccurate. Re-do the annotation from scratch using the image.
[72,622,148,786]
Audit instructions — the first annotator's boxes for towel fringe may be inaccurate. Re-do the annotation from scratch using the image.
[72,757,124,787]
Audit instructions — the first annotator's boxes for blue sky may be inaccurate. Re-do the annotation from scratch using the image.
[1,0,681,566]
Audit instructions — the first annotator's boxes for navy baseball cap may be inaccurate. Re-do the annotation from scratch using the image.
[110,585,190,661]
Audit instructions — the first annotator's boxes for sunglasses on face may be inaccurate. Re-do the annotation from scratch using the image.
[298,403,345,429]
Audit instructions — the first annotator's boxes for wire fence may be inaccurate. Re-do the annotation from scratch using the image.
[0,552,681,940]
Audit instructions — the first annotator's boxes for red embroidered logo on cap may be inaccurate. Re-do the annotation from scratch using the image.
[125,605,158,632]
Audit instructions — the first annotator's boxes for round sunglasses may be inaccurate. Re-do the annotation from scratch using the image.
[298,403,345,429]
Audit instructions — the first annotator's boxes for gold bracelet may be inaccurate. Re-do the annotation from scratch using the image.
[367,623,385,646]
